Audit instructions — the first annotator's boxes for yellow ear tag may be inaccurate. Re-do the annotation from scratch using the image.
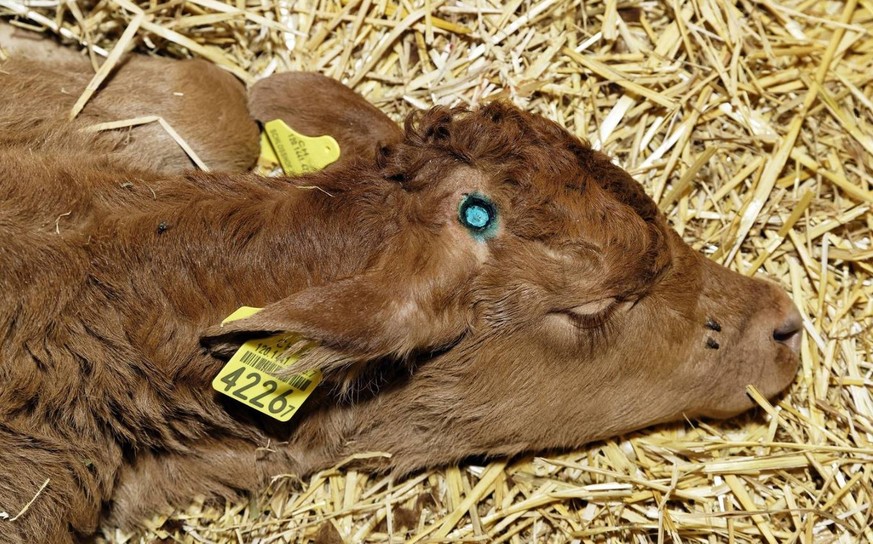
[211,306,323,422]
[263,120,341,176]
[256,133,281,176]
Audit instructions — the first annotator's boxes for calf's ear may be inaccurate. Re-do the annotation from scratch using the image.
[248,72,403,163]
[201,268,472,383]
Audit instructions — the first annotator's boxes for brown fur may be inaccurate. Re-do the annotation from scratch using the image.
[0,23,801,543]
[0,23,259,174]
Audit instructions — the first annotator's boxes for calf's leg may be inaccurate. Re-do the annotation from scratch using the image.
[105,437,300,529]
[0,21,260,174]
[0,423,121,543]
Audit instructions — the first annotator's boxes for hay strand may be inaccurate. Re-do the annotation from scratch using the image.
[69,12,143,119]
[85,116,210,170]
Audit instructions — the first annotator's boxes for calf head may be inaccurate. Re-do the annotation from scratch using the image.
[206,101,800,460]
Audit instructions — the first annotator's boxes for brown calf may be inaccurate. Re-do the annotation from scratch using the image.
[0,23,801,543]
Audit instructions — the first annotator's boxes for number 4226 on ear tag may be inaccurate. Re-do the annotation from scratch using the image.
[212,307,322,422]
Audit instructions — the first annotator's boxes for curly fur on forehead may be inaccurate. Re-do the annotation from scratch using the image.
[376,102,660,224]
[376,103,584,189]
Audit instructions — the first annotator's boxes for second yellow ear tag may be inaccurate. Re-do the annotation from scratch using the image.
[263,120,341,176]
[256,133,281,176]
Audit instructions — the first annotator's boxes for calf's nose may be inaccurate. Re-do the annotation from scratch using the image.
[772,304,802,354]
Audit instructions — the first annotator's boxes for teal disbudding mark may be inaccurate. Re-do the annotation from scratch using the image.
[458,194,498,240]
[464,205,490,228]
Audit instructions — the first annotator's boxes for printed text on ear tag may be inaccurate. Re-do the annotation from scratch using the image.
[263,120,341,176]
[211,307,322,422]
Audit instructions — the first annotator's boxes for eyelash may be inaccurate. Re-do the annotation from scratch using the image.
[563,302,618,330]
[567,306,621,352]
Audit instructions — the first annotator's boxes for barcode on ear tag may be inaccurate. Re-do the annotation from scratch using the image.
[212,307,322,422]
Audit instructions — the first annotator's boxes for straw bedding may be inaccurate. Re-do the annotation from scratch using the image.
[1,0,871,542]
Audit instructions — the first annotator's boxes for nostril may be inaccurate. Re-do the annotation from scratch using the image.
[773,325,799,343]
[773,308,802,353]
